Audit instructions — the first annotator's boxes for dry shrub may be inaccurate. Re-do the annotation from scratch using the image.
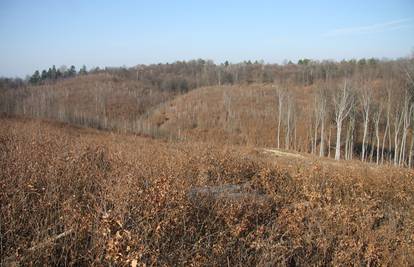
[1,116,414,266]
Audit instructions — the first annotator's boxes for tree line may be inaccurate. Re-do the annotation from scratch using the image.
[9,57,389,90]
[28,65,92,85]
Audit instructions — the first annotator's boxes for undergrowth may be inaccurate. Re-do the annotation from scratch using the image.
[1,117,413,266]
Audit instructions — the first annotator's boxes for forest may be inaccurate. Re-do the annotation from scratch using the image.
[1,57,414,167]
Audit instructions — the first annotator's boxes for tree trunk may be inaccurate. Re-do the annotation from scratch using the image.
[319,117,325,157]
[313,119,319,154]
[400,130,407,166]
[409,131,414,168]
[361,115,369,161]
[285,95,292,150]
[345,122,349,160]
[335,122,342,160]
[277,110,282,148]
[277,90,284,149]
[394,122,401,166]
[369,129,374,163]
[375,119,381,165]
[328,126,332,158]
[381,114,389,164]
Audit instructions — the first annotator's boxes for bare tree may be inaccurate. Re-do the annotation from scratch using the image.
[333,80,354,160]
[312,95,321,154]
[293,107,298,150]
[399,92,413,166]
[328,125,332,158]
[345,107,356,160]
[359,85,372,162]
[276,87,286,148]
[403,55,414,167]
[381,87,392,164]
[373,103,383,164]
[313,87,328,157]
[285,93,293,150]
[392,106,404,166]
[319,96,327,157]
[409,108,414,167]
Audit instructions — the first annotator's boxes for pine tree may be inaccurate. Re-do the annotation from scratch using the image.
[79,65,87,75]
[51,65,57,80]
[68,65,76,76]
[47,68,52,79]
[41,70,48,81]
[30,70,40,84]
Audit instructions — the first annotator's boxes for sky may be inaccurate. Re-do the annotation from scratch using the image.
[0,0,413,78]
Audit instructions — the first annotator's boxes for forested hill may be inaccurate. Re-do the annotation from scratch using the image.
[1,57,414,167]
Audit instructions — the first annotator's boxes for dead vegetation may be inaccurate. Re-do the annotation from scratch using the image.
[1,116,413,266]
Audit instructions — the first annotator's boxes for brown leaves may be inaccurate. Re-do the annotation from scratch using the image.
[1,117,414,266]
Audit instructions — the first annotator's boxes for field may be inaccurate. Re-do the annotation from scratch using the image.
[1,115,413,266]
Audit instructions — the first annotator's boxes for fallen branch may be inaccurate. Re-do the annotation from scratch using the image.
[3,229,74,266]
[28,229,74,252]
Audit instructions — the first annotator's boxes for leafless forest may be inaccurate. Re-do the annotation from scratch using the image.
[2,58,414,165]
[1,58,414,266]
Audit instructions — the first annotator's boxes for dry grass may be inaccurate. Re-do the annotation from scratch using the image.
[1,115,413,266]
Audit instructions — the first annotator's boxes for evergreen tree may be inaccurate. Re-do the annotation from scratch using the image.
[30,70,40,84]
[68,65,77,76]
[51,65,57,80]
[79,65,87,75]
[298,58,311,65]
[47,68,52,79]
[41,70,48,80]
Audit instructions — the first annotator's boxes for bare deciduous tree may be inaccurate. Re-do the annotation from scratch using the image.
[399,91,413,166]
[285,93,294,150]
[319,88,329,157]
[392,105,404,166]
[312,87,328,157]
[345,107,356,160]
[409,109,414,167]
[312,95,321,154]
[373,103,383,164]
[381,86,392,164]
[276,87,286,148]
[333,80,354,160]
[359,85,372,162]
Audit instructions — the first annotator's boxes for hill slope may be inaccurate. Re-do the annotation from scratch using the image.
[148,83,315,148]
[0,73,177,133]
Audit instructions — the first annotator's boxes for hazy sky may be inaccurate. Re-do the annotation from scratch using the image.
[1,0,413,77]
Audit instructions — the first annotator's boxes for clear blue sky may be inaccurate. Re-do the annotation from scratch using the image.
[1,0,413,77]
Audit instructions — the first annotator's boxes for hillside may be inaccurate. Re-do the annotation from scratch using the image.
[0,73,177,134]
[148,84,314,148]
[1,115,414,266]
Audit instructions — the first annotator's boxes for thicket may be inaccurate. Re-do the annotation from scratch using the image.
[1,117,413,266]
